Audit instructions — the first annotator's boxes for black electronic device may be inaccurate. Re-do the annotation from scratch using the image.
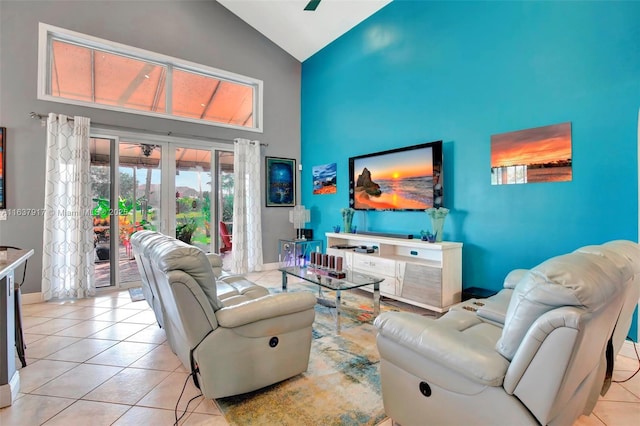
[356,231,414,239]
[349,140,443,211]
[354,247,375,253]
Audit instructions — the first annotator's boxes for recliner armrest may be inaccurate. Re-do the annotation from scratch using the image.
[375,312,509,386]
[215,292,316,328]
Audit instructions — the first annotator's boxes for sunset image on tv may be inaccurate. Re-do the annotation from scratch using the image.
[491,122,572,185]
[353,146,436,210]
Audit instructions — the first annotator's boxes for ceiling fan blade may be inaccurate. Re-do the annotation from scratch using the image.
[304,0,321,11]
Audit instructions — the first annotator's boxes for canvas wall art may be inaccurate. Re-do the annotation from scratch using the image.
[312,163,337,195]
[265,157,296,207]
[491,122,572,185]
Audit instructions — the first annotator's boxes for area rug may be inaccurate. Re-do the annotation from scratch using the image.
[216,284,403,426]
[128,286,145,302]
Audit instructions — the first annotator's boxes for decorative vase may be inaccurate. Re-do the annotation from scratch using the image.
[341,208,354,234]
[430,217,445,242]
[343,217,352,234]
[426,207,449,243]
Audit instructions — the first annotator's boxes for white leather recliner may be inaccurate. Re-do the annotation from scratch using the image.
[131,231,317,399]
[374,240,640,426]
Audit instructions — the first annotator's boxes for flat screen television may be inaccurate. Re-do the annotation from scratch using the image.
[349,141,443,211]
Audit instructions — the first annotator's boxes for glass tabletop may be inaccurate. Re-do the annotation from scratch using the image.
[279,266,383,291]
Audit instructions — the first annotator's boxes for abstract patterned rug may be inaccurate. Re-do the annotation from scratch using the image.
[216,284,402,425]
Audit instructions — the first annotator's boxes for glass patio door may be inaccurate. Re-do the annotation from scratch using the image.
[171,146,234,255]
[90,137,164,288]
[117,142,162,286]
[91,134,233,288]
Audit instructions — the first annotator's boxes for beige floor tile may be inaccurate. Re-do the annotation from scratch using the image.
[137,371,203,411]
[24,335,82,359]
[592,400,640,425]
[117,301,151,311]
[94,297,140,309]
[42,400,130,426]
[0,394,75,426]
[124,324,166,344]
[86,341,157,367]
[53,319,116,338]
[91,308,140,322]
[89,322,148,340]
[23,332,48,345]
[192,398,223,415]
[617,372,640,400]
[83,367,171,405]
[615,354,640,371]
[121,309,158,324]
[31,363,123,399]
[18,359,80,393]
[45,338,118,362]
[183,412,229,425]
[58,306,113,320]
[599,382,640,402]
[72,295,120,307]
[129,344,182,371]
[21,315,51,329]
[111,406,180,426]
[25,304,84,318]
[23,318,84,335]
[573,413,606,426]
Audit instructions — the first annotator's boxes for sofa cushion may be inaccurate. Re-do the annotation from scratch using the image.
[496,249,624,360]
[151,241,224,311]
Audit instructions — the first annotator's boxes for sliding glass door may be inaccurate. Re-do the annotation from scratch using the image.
[90,133,232,288]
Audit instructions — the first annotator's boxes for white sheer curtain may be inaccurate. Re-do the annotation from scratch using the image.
[231,138,263,274]
[42,114,95,300]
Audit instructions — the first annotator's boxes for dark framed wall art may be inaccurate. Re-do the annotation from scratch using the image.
[0,127,5,209]
[265,156,296,207]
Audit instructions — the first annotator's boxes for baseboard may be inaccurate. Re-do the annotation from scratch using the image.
[261,262,280,271]
[21,292,43,305]
[619,340,639,359]
[0,371,20,408]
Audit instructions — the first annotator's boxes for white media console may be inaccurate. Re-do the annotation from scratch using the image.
[326,232,462,313]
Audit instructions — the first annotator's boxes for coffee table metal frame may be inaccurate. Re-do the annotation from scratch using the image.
[279,266,382,333]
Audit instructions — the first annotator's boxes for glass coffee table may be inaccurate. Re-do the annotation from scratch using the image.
[279,266,383,333]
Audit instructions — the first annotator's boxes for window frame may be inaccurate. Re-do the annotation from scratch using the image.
[38,23,264,133]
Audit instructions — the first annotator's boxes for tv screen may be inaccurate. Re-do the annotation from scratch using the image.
[349,141,443,211]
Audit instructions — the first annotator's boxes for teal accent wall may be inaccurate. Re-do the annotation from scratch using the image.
[301,1,639,338]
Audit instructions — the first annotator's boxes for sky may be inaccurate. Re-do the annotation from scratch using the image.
[491,122,572,167]
[353,146,433,180]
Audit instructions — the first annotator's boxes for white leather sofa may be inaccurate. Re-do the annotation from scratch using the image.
[374,240,640,426]
[131,231,317,399]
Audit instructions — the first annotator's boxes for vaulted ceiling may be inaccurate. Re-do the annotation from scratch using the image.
[217,0,392,62]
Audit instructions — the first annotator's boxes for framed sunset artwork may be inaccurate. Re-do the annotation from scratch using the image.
[491,122,572,185]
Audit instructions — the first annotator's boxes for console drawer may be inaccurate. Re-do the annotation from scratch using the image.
[352,254,396,277]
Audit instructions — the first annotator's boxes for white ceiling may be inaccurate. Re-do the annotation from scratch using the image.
[217,0,392,62]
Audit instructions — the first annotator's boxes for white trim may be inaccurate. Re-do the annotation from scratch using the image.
[37,23,264,133]
[619,340,639,360]
[21,292,43,305]
[0,371,20,408]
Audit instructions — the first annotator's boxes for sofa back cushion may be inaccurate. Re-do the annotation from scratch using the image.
[151,240,224,311]
[496,248,625,360]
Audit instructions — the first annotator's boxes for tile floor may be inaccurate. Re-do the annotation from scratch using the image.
[1,269,639,425]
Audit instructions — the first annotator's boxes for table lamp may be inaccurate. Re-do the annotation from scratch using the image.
[289,205,311,240]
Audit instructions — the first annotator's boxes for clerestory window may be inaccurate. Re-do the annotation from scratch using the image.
[38,23,263,132]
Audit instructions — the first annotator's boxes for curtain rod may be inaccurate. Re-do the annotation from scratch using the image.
[28,112,268,146]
